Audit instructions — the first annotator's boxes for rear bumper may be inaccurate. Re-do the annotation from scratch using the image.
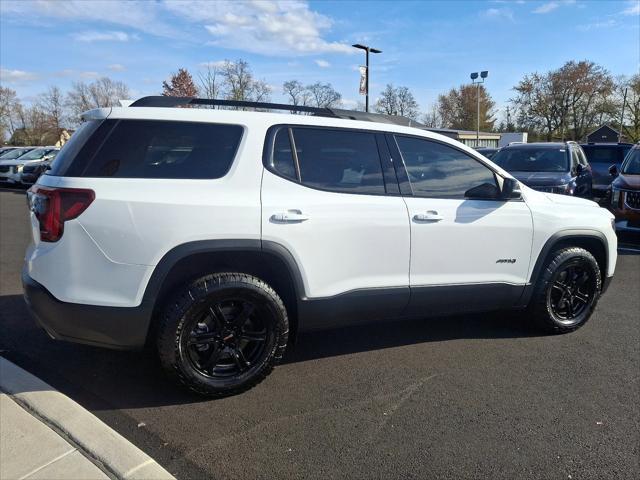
[22,269,151,350]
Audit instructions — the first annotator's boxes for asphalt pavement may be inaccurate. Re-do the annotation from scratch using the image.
[1,187,638,479]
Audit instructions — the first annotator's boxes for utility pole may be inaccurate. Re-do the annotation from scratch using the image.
[619,87,628,143]
[470,71,489,146]
[353,44,382,112]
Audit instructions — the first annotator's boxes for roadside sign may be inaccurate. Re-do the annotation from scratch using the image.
[359,66,367,95]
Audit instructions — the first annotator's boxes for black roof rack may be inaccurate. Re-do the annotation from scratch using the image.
[128,96,425,128]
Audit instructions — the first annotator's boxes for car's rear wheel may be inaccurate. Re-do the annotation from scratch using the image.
[157,273,288,397]
[528,247,601,333]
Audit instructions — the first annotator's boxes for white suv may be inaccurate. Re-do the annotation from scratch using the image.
[23,97,617,397]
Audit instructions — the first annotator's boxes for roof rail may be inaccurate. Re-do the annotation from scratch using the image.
[128,96,425,128]
[129,96,336,115]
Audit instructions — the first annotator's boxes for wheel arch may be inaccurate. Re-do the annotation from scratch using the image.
[519,229,609,307]
[141,240,305,345]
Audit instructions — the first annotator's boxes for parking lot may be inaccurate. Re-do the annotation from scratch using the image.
[0,186,638,479]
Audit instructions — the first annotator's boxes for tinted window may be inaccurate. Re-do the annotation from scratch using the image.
[581,146,630,164]
[48,120,112,176]
[622,148,640,175]
[292,128,385,194]
[271,128,297,181]
[395,136,496,199]
[82,120,243,179]
[492,147,569,172]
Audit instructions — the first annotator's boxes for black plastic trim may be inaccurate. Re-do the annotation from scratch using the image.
[22,269,149,350]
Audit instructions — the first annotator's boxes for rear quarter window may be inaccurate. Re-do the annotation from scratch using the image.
[50,119,243,179]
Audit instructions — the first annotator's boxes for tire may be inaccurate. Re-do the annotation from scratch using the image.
[527,247,601,334]
[157,273,289,397]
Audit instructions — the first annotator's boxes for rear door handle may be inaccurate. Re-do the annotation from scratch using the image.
[271,210,309,223]
[413,210,443,222]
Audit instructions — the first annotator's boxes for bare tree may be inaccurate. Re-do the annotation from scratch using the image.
[217,60,271,104]
[198,65,221,103]
[0,86,19,141]
[375,84,419,119]
[37,86,66,133]
[66,77,129,123]
[162,68,198,97]
[283,80,310,108]
[306,82,341,108]
[422,102,442,128]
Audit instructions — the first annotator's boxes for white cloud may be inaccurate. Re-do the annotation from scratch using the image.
[315,59,331,68]
[532,0,576,14]
[79,71,100,79]
[164,0,352,56]
[107,64,126,72]
[0,67,39,84]
[199,60,228,69]
[0,0,178,38]
[71,30,137,42]
[577,19,616,31]
[533,2,560,14]
[483,7,515,21]
[623,1,640,15]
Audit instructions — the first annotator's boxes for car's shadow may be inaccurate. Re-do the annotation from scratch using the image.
[0,292,541,410]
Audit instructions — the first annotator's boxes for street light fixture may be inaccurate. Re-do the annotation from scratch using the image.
[353,44,382,112]
[470,70,489,147]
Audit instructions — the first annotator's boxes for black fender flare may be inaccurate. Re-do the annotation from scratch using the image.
[517,229,609,307]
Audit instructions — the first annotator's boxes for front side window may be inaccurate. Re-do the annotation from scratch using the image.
[82,120,243,179]
[395,136,497,199]
[291,128,385,194]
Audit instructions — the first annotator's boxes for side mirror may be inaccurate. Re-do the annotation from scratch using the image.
[608,164,618,176]
[500,177,521,199]
[465,182,501,200]
[576,164,584,175]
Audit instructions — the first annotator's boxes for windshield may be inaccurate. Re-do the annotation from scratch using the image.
[16,148,50,161]
[491,147,569,172]
[622,148,640,175]
[0,148,32,160]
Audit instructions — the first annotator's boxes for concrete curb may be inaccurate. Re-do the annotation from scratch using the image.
[0,357,174,480]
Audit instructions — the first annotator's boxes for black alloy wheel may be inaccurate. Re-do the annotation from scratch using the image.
[547,262,596,325]
[157,273,288,397]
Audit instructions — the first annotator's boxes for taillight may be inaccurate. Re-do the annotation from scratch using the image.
[27,186,95,242]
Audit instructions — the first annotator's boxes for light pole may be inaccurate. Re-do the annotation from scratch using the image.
[353,44,382,112]
[470,71,489,147]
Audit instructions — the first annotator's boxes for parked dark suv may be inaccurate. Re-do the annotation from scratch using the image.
[580,143,632,197]
[491,142,593,197]
[608,144,640,233]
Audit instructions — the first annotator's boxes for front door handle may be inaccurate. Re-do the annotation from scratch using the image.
[271,210,309,223]
[413,210,443,222]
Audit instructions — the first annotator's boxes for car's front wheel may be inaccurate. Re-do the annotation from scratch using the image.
[528,247,601,333]
[157,273,289,397]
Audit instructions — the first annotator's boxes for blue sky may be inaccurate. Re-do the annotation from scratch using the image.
[1,0,638,120]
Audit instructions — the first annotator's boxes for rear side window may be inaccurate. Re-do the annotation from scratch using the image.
[271,128,297,181]
[48,120,113,176]
[50,120,242,179]
[291,128,385,194]
[581,146,628,164]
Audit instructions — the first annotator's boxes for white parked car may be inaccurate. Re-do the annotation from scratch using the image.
[23,97,617,397]
[0,147,58,184]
